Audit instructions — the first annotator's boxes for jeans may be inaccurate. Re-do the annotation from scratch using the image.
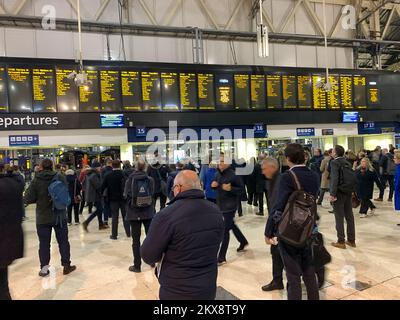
[279,241,319,300]
[317,188,329,205]
[0,267,11,301]
[333,193,355,243]
[218,211,248,261]
[271,244,284,284]
[36,222,71,269]
[130,219,152,268]
[85,201,104,227]
[360,199,376,214]
[379,175,394,200]
[67,202,80,224]
[154,193,167,211]
[110,200,131,238]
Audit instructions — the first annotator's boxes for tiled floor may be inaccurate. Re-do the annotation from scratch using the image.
[8,194,400,300]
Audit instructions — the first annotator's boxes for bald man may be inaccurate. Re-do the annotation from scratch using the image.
[141,170,224,300]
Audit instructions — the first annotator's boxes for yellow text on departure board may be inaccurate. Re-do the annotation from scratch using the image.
[180,73,196,110]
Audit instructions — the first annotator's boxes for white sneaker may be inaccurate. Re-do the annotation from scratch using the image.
[360,214,368,218]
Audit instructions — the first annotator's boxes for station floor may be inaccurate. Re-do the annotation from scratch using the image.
[8,194,400,300]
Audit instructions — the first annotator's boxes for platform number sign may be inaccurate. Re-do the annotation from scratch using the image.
[296,128,315,137]
[136,126,147,137]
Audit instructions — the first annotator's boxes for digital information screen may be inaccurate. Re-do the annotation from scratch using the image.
[251,75,266,110]
[79,69,100,112]
[198,73,215,110]
[100,70,121,112]
[7,67,32,113]
[340,75,353,109]
[267,75,282,109]
[234,74,251,110]
[100,114,124,128]
[353,76,367,109]
[368,82,380,107]
[121,71,142,111]
[180,73,197,111]
[297,75,312,109]
[56,66,79,112]
[142,72,162,111]
[161,72,180,111]
[215,74,234,110]
[312,75,327,109]
[342,111,359,123]
[282,75,297,109]
[0,66,9,112]
[32,68,57,113]
[327,75,340,109]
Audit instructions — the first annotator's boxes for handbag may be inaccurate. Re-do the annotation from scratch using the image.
[74,178,82,204]
[310,232,332,270]
[351,192,360,209]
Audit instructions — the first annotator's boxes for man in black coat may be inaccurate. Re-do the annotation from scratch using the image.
[254,154,267,216]
[212,153,249,264]
[101,158,113,226]
[141,170,224,300]
[147,161,170,210]
[102,160,131,240]
[0,166,24,300]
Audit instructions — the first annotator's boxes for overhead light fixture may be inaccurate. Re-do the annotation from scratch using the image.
[257,0,269,58]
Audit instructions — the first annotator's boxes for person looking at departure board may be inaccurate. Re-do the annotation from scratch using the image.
[147,153,171,211]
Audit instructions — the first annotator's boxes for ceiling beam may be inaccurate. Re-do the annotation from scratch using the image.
[94,0,111,21]
[137,0,158,25]
[225,0,247,30]
[381,5,397,39]
[303,0,325,36]
[196,0,220,29]
[160,0,182,26]
[12,0,28,15]
[280,0,303,33]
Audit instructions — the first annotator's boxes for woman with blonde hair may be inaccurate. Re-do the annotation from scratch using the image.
[355,158,383,218]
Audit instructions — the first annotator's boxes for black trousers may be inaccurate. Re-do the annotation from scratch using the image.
[247,192,256,205]
[130,219,152,268]
[36,222,71,269]
[218,211,248,261]
[257,191,268,214]
[154,193,167,211]
[0,267,11,301]
[317,188,329,205]
[109,200,131,238]
[85,201,104,227]
[279,241,319,300]
[333,193,355,243]
[360,199,376,214]
[79,192,93,214]
[67,202,80,224]
[379,175,394,200]
[271,244,284,284]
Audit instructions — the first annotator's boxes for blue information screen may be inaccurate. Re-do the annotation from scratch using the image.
[296,128,315,137]
[9,135,39,146]
[342,112,359,123]
[100,114,124,128]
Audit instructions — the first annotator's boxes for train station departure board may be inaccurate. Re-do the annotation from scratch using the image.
[0,66,8,112]
[312,75,327,109]
[216,74,234,110]
[100,70,121,112]
[161,72,180,111]
[267,75,282,109]
[198,73,215,110]
[353,76,367,109]
[340,75,353,109]
[56,66,79,112]
[142,72,161,111]
[79,69,100,112]
[327,75,340,109]
[121,71,142,111]
[297,75,312,109]
[251,75,266,110]
[368,79,380,107]
[234,74,251,110]
[180,73,197,111]
[282,75,297,109]
[32,68,57,113]
[7,66,32,113]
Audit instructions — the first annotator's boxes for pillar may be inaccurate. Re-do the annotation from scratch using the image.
[120,144,133,162]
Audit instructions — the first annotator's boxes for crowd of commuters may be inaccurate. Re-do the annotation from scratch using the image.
[1,142,400,301]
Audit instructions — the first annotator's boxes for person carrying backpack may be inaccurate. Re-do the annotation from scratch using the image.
[24,159,76,277]
[265,144,320,300]
[376,148,396,202]
[124,160,155,273]
[329,145,358,250]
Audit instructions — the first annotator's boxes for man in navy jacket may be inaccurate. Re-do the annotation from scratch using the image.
[141,170,224,300]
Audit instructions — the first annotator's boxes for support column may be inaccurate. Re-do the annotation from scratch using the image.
[120,144,133,162]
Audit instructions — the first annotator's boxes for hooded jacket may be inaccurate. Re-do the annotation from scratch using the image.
[141,189,224,300]
[85,169,102,203]
[24,170,67,225]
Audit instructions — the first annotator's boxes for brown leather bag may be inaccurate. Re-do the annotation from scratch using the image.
[351,193,360,209]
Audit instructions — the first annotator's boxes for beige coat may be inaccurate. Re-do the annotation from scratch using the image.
[320,156,331,189]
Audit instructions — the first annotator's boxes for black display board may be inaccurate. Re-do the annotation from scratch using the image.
[340,75,353,109]
[367,76,380,108]
[180,73,197,111]
[142,72,162,111]
[56,66,79,112]
[0,66,8,113]
[234,74,251,110]
[121,70,142,111]
[327,75,340,109]
[353,75,367,109]
[7,66,32,113]
[198,73,215,110]
[215,73,234,110]
[32,67,57,113]
[297,75,312,109]
[79,68,100,112]
[161,72,180,111]
[100,69,121,112]
[312,75,327,109]
[251,75,266,110]
[267,74,282,109]
[282,75,297,109]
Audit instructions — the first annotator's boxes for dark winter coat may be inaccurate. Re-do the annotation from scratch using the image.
[253,162,266,193]
[124,171,155,221]
[24,170,68,225]
[356,168,382,200]
[101,169,126,202]
[147,163,170,194]
[0,172,24,267]
[141,189,224,300]
[167,169,182,200]
[66,174,82,200]
[213,167,243,213]
[85,170,102,203]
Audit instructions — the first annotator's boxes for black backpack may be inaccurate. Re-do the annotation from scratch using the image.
[278,171,316,248]
[129,177,154,208]
[337,161,358,194]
